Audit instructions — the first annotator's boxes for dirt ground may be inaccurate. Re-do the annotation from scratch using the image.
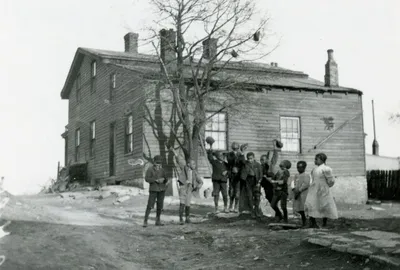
[0,189,399,270]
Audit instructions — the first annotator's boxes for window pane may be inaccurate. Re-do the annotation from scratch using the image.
[288,119,293,134]
[92,61,97,77]
[281,118,287,133]
[293,119,298,133]
[128,116,133,134]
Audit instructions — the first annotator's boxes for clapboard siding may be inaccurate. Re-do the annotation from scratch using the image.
[220,89,365,177]
[66,56,146,184]
[141,87,365,179]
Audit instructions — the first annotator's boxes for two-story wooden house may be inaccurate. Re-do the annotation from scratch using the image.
[60,31,367,204]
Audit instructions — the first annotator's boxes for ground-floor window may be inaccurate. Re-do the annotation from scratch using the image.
[75,128,80,161]
[280,116,301,153]
[205,112,227,150]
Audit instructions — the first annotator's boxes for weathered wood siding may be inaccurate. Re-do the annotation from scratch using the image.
[219,89,365,177]
[143,88,365,179]
[66,56,146,184]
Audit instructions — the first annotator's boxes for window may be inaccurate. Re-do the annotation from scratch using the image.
[125,115,133,153]
[75,128,80,161]
[76,73,81,103]
[205,112,227,150]
[110,73,116,102]
[91,61,97,93]
[280,117,301,153]
[90,121,96,158]
[91,61,97,78]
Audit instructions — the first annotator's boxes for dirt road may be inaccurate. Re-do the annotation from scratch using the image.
[0,190,397,269]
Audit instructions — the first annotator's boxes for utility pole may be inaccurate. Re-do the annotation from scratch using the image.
[372,100,379,155]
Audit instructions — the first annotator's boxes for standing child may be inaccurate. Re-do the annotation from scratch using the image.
[269,160,291,223]
[305,153,338,228]
[292,161,311,227]
[169,147,203,225]
[240,152,262,218]
[226,142,245,212]
[207,150,229,213]
[143,155,169,227]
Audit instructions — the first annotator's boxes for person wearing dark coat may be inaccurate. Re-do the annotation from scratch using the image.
[269,160,291,223]
[143,155,169,227]
[239,152,262,218]
[226,142,246,212]
[207,150,229,213]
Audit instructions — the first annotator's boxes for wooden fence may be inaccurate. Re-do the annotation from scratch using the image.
[367,170,400,200]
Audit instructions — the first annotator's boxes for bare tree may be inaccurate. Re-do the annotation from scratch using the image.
[145,0,275,165]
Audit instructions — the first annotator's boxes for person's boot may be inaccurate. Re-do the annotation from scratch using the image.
[299,211,306,227]
[179,204,185,225]
[322,218,328,227]
[223,197,229,213]
[143,207,151,227]
[229,198,234,212]
[283,209,288,223]
[234,198,239,213]
[155,209,164,226]
[185,206,191,224]
[309,217,319,228]
[214,196,219,213]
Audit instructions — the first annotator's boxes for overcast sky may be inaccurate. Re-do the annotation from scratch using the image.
[1,0,399,195]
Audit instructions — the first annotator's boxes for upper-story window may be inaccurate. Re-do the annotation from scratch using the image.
[91,61,97,78]
[280,116,301,153]
[110,73,116,102]
[205,112,227,150]
[91,61,97,93]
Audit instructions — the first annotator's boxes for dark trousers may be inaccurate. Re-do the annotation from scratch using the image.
[271,190,288,221]
[213,180,228,207]
[146,191,166,212]
[260,178,274,203]
[229,174,240,200]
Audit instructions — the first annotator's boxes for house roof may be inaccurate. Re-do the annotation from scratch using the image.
[112,63,361,94]
[60,47,362,99]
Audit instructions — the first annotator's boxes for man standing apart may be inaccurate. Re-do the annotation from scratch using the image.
[143,155,169,227]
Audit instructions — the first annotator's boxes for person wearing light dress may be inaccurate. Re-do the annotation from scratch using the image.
[304,153,338,228]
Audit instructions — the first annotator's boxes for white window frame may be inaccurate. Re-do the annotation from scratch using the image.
[205,112,227,150]
[125,115,133,153]
[90,121,96,158]
[280,116,301,153]
[91,61,97,78]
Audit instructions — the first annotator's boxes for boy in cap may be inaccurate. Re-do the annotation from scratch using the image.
[226,142,245,212]
[169,147,203,225]
[269,159,291,223]
[240,152,262,217]
[143,155,169,227]
[207,149,229,213]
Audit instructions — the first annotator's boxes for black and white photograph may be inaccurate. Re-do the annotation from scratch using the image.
[1,0,400,269]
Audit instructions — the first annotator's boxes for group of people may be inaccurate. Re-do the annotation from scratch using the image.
[142,139,339,229]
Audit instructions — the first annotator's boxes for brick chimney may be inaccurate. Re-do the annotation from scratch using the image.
[324,49,339,87]
[202,38,218,60]
[124,32,138,53]
[160,29,176,71]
